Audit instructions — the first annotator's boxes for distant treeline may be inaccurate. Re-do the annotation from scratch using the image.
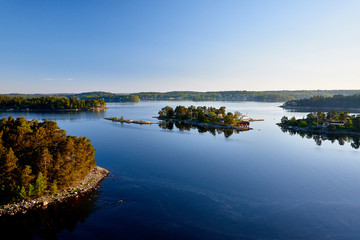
[0,117,96,203]
[0,96,106,110]
[283,94,360,109]
[3,90,360,103]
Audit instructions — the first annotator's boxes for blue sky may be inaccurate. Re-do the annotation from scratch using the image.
[0,0,359,93]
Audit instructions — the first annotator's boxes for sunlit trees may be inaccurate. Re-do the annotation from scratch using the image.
[0,117,96,203]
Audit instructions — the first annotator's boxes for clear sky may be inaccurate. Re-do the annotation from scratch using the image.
[1,0,359,94]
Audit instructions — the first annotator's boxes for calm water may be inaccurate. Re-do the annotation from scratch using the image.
[1,101,360,240]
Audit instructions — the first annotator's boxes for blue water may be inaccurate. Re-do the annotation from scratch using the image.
[1,101,360,240]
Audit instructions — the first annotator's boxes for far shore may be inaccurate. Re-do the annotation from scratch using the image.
[0,166,109,217]
[0,107,107,112]
[280,105,360,112]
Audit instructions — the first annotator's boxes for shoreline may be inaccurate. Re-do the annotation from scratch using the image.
[280,105,360,112]
[0,166,109,217]
[0,107,107,112]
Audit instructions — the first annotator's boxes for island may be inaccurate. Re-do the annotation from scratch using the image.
[0,96,107,112]
[105,116,153,125]
[0,116,109,216]
[157,105,253,131]
[278,110,360,136]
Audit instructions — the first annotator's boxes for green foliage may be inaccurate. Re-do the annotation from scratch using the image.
[298,120,308,128]
[0,96,106,110]
[16,186,27,200]
[158,105,245,127]
[284,94,360,108]
[35,172,46,197]
[0,117,97,203]
[281,111,360,132]
[28,184,35,197]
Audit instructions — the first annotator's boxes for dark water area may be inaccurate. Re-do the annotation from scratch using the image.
[1,101,360,240]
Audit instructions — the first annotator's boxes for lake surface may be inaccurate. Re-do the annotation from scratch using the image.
[1,101,360,240]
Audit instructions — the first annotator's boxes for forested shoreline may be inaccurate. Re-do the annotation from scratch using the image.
[282,94,360,109]
[0,96,106,111]
[3,89,360,103]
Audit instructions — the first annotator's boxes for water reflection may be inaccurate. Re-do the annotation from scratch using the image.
[280,126,360,149]
[0,111,106,122]
[158,121,247,138]
[0,191,99,240]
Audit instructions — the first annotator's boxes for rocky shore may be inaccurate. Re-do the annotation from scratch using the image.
[0,166,109,217]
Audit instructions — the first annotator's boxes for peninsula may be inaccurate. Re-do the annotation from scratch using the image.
[281,94,360,111]
[0,117,109,216]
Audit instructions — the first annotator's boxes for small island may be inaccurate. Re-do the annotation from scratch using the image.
[105,116,153,125]
[0,96,107,112]
[157,105,252,131]
[0,117,109,216]
[278,110,360,136]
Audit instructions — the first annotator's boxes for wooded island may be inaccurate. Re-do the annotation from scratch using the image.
[0,117,108,215]
[158,105,251,130]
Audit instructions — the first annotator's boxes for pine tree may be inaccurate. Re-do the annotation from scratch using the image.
[35,172,46,197]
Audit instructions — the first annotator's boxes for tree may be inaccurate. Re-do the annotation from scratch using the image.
[281,116,288,124]
[35,172,46,197]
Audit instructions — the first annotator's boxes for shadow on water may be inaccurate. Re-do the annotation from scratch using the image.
[158,121,246,138]
[279,126,360,149]
[0,190,100,240]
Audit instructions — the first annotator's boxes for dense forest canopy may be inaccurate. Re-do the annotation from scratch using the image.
[0,117,96,204]
[3,90,360,103]
[283,94,360,109]
[0,96,106,110]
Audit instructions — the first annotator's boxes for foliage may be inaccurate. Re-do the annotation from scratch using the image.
[283,94,360,109]
[0,96,106,110]
[158,105,246,127]
[0,117,96,203]
[281,110,360,132]
[4,90,360,103]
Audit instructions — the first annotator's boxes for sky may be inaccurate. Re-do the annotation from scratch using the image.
[0,0,360,94]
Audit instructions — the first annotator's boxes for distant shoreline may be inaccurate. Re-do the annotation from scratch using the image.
[0,107,107,112]
[0,166,109,217]
[280,105,360,112]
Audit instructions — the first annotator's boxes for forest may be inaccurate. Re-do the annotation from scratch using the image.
[0,96,106,111]
[282,94,360,109]
[0,117,97,204]
[3,89,360,103]
[158,105,246,127]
